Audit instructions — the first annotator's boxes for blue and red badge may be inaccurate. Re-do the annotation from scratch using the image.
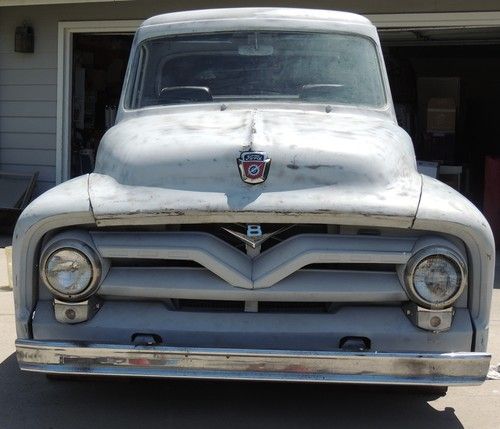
[237,151,271,184]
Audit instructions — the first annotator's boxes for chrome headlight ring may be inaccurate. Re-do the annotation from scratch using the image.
[40,239,102,302]
[404,246,467,310]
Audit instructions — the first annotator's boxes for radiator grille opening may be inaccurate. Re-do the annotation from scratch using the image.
[174,299,330,313]
[176,299,244,312]
[111,259,203,268]
[303,263,397,272]
[110,261,397,272]
[259,301,330,313]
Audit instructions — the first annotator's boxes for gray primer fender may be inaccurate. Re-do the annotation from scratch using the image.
[413,175,495,352]
[12,175,95,338]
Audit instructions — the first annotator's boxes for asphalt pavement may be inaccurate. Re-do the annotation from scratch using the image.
[0,263,499,428]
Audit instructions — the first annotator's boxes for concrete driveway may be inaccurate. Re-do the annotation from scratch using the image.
[0,264,499,428]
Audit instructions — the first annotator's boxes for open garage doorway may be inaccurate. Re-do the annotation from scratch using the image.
[70,33,133,178]
[380,27,500,241]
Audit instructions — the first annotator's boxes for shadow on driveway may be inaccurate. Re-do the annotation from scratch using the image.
[0,353,464,429]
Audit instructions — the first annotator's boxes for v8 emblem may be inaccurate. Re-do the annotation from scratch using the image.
[247,224,262,237]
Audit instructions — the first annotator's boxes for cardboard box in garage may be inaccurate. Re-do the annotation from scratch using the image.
[427,97,456,134]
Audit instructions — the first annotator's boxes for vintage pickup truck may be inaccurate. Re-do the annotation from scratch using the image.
[14,8,495,390]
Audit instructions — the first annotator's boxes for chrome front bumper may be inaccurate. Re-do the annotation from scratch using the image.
[16,340,491,386]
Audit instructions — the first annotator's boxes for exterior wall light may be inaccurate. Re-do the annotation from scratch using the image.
[15,23,34,53]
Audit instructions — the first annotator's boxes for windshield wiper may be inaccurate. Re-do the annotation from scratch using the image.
[299,84,345,101]
[159,86,213,104]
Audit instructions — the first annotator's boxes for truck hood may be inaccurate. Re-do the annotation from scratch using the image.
[90,107,422,227]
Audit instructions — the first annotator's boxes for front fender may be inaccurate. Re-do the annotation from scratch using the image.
[413,175,495,352]
[12,175,95,339]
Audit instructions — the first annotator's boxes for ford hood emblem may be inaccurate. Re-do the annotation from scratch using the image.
[237,151,271,184]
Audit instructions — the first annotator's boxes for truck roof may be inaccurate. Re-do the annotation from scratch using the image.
[141,7,372,28]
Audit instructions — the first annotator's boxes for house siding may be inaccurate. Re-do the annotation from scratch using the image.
[0,5,58,194]
[1,0,500,196]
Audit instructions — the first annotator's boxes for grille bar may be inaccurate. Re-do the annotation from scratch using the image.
[92,231,252,288]
[98,267,407,302]
[91,231,414,290]
[253,234,412,288]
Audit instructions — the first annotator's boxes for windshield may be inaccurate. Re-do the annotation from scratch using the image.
[126,31,386,109]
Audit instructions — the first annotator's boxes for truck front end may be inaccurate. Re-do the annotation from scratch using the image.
[14,8,494,388]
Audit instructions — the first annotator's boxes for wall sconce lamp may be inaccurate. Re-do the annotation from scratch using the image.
[15,23,34,53]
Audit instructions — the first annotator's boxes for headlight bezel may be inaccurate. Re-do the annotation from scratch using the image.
[404,246,468,310]
[40,239,102,302]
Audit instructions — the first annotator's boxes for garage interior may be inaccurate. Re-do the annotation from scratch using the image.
[71,34,133,178]
[68,27,500,240]
[382,27,500,217]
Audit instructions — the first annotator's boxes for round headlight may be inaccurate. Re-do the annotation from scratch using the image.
[405,247,467,309]
[41,241,101,301]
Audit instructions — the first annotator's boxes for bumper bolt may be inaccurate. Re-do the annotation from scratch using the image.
[430,316,441,328]
[65,308,76,320]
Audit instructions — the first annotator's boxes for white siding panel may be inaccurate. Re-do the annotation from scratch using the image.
[0,100,56,117]
[0,52,57,69]
[0,164,55,182]
[0,68,56,85]
[0,148,55,166]
[0,6,60,196]
[0,116,56,133]
[0,132,55,149]
[0,84,56,101]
